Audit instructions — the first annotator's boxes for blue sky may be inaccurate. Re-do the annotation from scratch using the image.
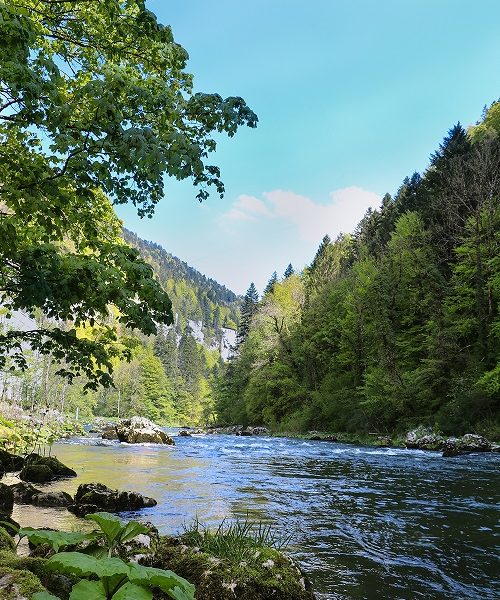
[117,0,500,295]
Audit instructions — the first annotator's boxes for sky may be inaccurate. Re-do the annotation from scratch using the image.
[116,0,500,295]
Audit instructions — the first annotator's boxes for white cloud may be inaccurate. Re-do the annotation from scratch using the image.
[222,186,382,243]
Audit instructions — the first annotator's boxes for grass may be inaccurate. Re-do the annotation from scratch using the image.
[181,516,293,564]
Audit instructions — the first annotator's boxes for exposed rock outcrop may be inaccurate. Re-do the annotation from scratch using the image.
[68,482,157,516]
[116,417,174,445]
[11,482,73,507]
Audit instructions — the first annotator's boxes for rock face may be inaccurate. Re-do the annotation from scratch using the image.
[442,434,492,457]
[116,416,174,445]
[405,427,445,451]
[68,482,157,516]
[19,455,77,483]
[0,483,14,515]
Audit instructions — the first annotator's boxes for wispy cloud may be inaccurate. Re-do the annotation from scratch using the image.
[222,186,381,243]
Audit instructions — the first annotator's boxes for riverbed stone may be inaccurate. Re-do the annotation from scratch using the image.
[116,416,175,445]
[19,455,77,483]
[68,482,157,516]
[101,425,119,440]
[178,430,191,437]
[0,483,14,515]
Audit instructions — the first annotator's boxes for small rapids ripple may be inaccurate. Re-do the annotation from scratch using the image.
[14,433,500,600]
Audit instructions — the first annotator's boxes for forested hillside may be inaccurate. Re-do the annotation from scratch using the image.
[1,229,241,427]
[215,102,500,438]
[124,229,240,338]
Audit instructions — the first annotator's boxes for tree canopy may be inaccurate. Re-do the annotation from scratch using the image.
[0,0,257,388]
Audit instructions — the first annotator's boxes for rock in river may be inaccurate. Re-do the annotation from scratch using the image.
[68,482,157,516]
[19,454,77,483]
[442,434,492,457]
[116,416,174,445]
[11,482,73,507]
[405,427,445,451]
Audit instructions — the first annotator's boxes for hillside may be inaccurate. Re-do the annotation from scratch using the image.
[124,229,240,355]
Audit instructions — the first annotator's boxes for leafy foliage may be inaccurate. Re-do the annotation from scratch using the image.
[215,114,500,437]
[0,0,255,389]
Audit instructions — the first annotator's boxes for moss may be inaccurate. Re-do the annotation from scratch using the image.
[0,550,74,599]
[0,527,14,552]
[148,536,314,600]
[0,566,45,599]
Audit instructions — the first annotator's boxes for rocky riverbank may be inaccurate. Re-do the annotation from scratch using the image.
[0,438,316,599]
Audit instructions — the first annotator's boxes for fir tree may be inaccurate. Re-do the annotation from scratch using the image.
[284,264,295,278]
[263,271,278,296]
[236,283,259,346]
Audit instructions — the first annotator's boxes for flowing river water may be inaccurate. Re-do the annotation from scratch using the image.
[11,433,499,599]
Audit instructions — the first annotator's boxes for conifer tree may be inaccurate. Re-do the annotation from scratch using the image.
[263,272,278,296]
[284,264,295,278]
[236,283,259,346]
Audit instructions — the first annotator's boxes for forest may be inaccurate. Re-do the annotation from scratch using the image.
[214,102,500,438]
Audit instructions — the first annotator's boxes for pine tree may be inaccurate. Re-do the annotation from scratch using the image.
[236,283,259,346]
[263,271,278,296]
[283,264,294,278]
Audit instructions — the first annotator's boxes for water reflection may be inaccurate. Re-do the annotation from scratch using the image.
[12,434,500,600]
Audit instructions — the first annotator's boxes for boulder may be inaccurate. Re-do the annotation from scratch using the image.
[32,491,73,508]
[116,417,175,445]
[101,425,119,440]
[12,480,73,506]
[10,482,39,504]
[0,483,14,515]
[19,455,77,483]
[405,427,445,451]
[19,464,53,483]
[68,482,157,516]
[442,434,492,457]
[178,430,191,437]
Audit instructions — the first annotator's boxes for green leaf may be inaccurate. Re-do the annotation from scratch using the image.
[118,520,149,545]
[86,512,124,546]
[33,592,61,600]
[46,552,129,579]
[18,529,95,552]
[112,582,153,600]
[128,563,195,600]
[69,580,107,600]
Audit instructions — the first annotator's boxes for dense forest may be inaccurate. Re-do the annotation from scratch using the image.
[214,102,500,438]
[0,229,241,426]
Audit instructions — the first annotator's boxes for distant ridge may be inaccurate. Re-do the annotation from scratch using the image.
[123,228,241,337]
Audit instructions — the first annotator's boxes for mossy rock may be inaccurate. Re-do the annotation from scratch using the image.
[0,566,45,599]
[0,483,14,514]
[148,536,315,600]
[0,551,74,599]
[19,464,53,484]
[0,527,14,552]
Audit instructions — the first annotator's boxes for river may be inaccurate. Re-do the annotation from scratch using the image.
[12,433,500,599]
